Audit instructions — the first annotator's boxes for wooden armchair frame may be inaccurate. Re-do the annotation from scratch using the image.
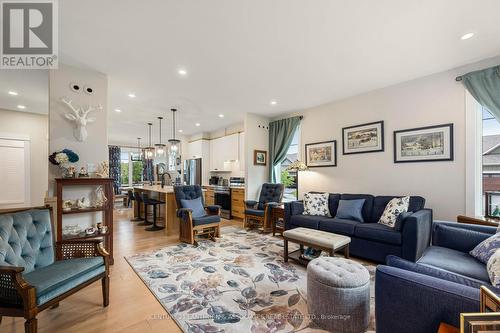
[0,207,110,333]
[244,184,284,233]
[178,206,221,245]
[244,202,279,232]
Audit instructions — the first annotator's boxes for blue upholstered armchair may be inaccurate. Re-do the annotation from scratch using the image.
[244,183,284,231]
[173,185,221,245]
[375,221,498,333]
[0,207,109,333]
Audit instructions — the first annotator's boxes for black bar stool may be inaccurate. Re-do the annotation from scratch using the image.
[127,190,134,208]
[135,192,151,225]
[141,193,165,231]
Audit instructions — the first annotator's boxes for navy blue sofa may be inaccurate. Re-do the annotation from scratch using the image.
[375,221,498,333]
[284,193,432,263]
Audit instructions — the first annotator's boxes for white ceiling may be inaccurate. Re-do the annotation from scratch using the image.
[0,70,48,115]
[57,0,500,143]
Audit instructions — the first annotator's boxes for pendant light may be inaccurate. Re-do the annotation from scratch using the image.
[155,116,166,158]
[144,122,155,160]
[168,108,181,154]
[136,137,143,161]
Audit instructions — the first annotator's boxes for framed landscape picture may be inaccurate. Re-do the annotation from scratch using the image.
[342,121,384,155]
[305,140,337,167]
[394,123,454,163]
[253,150,267,166]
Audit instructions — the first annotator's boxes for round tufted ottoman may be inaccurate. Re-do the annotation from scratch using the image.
[307,257,370,333]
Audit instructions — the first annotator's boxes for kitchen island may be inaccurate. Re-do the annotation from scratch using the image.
[132,185,178,236]
[132,185,207,236]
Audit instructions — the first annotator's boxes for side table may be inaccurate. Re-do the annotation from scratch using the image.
[271,204,285,236]
[457,215,499,227]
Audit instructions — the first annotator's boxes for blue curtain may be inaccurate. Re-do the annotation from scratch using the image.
[462,65,500,121]
[268,116,302,183]
[142,154,154,182]
[108,146,121,194]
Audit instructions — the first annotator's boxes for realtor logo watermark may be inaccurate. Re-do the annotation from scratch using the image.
[1,0,58,69]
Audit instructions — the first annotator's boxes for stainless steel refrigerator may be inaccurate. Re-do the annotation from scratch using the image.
[183,158,202,185]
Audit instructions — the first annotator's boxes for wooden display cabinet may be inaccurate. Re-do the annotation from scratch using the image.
[55,178,114,264]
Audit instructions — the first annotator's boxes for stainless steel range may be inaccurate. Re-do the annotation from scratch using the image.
[214,186,231,219]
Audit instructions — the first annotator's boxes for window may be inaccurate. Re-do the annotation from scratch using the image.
[482,107,500,216]
[132,160,143,184]
[120,152,129,186]
[119,150,143,186]
[278,127,300,202]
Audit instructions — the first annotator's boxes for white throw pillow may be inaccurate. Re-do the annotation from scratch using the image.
[487,249,500,288]
[378,196,410,228]
[303,192,330,217]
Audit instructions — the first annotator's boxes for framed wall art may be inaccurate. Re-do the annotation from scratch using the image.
[394,123,454,163]
[305,140,337,167]
[254,150,267,166]
[342,121,384,155]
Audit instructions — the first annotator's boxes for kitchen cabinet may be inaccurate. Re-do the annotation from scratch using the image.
[205,187,215,205]
[186,139,210,185]
[209,133,239,171]
[224,133,239,162]
[231,188,245,220]
[187,140,203,159]
[209,138,223,171]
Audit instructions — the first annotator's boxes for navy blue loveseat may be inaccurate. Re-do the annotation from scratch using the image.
[284,193,432,263]
[375,221,498,333]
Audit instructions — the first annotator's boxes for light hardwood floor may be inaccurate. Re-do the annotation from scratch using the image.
[1,208,243,333]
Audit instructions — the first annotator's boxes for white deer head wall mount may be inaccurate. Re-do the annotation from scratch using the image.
[61,98,103,142]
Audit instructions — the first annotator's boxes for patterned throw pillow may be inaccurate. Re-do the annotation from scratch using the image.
[470,233,500,264]
[303,192,330,217]
[487,249,500,288]
[378,196,410,228]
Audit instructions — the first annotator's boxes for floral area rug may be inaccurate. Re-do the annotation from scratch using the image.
[126,229,376,333]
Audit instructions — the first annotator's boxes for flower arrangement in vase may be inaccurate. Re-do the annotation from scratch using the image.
[49,149,79,177]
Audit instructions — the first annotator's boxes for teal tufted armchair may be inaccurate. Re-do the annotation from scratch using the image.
[0,207,109,333]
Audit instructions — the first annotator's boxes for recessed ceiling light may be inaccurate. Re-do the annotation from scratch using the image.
[17,105,26,109]
[128,93,136,98]
[218,114,224,118]
[8,91,18,96]
[114,109,122,113]
[270,100,277,105]
[178,69,187,76]
[178,129,183,133]
[195,123,201,127]
[461,32,474,40]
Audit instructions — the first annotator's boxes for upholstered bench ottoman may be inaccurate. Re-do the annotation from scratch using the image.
[307,257,370,333]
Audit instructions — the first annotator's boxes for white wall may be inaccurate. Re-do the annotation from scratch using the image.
[48,63,108,193]
[0,109,48,206]
[285,56,500,221]
[244,113,269,200]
